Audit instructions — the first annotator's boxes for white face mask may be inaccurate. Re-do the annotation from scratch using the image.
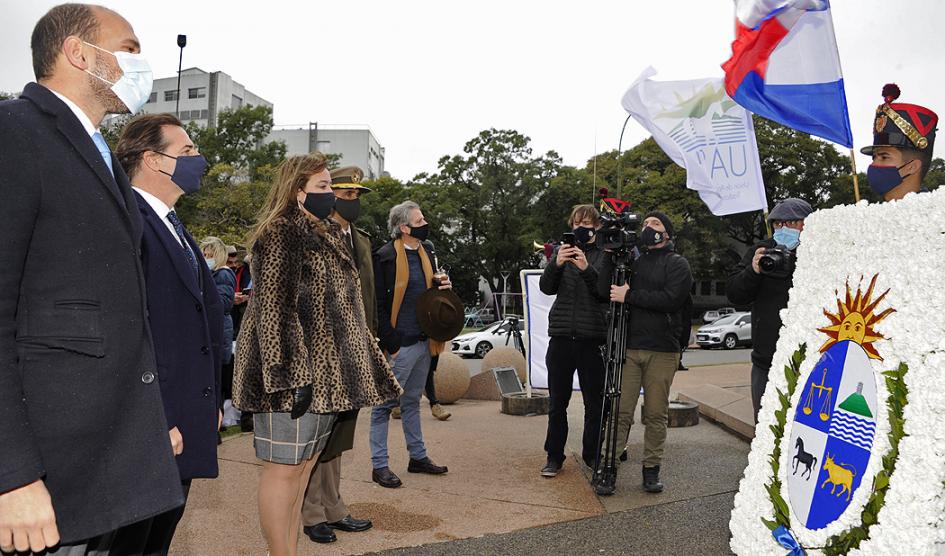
[83,42,153,114]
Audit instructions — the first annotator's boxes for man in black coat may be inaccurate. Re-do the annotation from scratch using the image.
[538,204,609,478]
[727,198,812,424]
[115,113,223,554]
[604,211,692,495]
[0,5,182,554]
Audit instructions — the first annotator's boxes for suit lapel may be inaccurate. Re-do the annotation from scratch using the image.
[134,192,203,301]
[21,84,131,219]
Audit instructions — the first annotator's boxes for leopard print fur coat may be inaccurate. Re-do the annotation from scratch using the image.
[233,206,402,413]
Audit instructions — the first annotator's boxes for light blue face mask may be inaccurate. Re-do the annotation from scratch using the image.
[205,258,216,269]
[772,227,801,249]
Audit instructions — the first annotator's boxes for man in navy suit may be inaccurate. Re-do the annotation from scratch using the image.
[0,4,182,554]
[115,113,224,555]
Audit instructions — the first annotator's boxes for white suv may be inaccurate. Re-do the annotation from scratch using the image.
[696,312,752,350]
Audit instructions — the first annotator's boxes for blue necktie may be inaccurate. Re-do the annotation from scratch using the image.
[91,131,114,177]
[166,211,200,278]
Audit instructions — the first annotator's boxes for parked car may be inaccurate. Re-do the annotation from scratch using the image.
[452,317,524,358]
[696,312,752,350]
[702,307,737,323]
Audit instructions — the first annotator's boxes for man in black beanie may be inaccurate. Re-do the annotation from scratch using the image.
[598,211,692,495]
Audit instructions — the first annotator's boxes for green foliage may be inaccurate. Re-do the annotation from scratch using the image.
[175,105,287,245]
[762,353,911,554]
[762,344,806,533]
[821,363,909,555]
[0,91,14,101]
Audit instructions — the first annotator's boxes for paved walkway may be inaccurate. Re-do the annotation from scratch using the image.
[170,361,754,555]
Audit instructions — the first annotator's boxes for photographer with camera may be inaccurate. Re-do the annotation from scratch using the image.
[538,205,609,478]
[726,198,812,424]
[604,211,692,494]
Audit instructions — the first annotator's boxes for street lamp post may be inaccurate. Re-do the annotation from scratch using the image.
[175,34,187,117]
[501,271,510,319]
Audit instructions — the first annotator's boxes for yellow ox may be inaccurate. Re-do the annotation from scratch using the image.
[820,454,856,501]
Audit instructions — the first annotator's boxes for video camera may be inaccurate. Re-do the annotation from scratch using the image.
[758,246,795,278]
[598,211,640,252]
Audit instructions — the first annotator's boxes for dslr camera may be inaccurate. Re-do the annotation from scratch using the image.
[758,246,795,278]
[598,211,640,252]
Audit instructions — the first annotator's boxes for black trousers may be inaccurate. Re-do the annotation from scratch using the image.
[425,354,439,406]
[543,336,605,465]
[112,480,191,556]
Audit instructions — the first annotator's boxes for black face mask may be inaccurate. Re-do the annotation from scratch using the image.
[334,197,361,222]
[639,226,665,248]
[408,223,430,241]
[573,226,595,246]
[302,192,335,220]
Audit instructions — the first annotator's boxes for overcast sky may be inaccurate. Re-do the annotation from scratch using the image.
[2,1,941,181]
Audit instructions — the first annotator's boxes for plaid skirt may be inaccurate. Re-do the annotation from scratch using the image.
[253,412,337,465]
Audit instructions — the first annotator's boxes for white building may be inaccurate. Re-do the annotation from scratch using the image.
[141,67,272,128]
[266,125,386,180]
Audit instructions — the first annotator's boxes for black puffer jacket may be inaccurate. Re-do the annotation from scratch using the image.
[601,244,693,353]
[726,238,793,370]
[539,242,609,340]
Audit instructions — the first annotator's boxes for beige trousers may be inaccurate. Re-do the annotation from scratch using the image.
[614,349,679,468]
[301,456,348,526]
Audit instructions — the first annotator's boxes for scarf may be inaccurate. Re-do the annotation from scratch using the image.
[391,238,446,356]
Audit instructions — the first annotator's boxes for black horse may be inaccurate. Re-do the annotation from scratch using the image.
[793,437,817,480]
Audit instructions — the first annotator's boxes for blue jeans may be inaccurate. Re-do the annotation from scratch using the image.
[370,341,431,469]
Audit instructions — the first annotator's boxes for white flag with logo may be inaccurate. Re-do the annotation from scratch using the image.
[621,67,768,216]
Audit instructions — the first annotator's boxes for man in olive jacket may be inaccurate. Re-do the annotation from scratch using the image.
[301,166,376,544]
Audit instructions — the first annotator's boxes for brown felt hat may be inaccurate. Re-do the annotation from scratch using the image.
[416,289,465,342]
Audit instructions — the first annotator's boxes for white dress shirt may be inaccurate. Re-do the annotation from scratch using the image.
[132,187,184,247]
[49,88,97,139]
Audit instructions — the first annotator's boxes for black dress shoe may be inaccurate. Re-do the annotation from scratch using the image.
[372,466,403,488]
[328,515,373,532]
[407,457,448,474]
[302,522,337,544]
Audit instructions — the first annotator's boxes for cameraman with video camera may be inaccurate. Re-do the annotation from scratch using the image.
[726,198,812,424]
[604,211,692,494]
[538,205,609,478]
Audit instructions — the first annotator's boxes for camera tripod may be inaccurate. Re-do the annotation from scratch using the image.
[501,315,527,360]
[591,253,632,496]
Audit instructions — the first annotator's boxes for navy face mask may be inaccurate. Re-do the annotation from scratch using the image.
[866,163,908,195]
[157,152,208,194]
[302,191,335,220]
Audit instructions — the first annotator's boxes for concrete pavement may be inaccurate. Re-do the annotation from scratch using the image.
[170,358,755,555]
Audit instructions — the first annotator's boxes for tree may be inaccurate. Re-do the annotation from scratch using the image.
[176,106,287,245]
[413,129,563,304]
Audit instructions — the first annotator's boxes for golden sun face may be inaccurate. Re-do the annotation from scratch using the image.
[837,313,866,344]
[817,274,895,360]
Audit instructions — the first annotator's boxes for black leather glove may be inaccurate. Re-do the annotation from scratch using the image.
[290,385,313,419]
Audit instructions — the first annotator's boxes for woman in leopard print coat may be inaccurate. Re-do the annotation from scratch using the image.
[233,153,400,556]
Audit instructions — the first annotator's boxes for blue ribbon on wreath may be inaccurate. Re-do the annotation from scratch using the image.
[773,525,805,555]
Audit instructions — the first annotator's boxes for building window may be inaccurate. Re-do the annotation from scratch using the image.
[179,110,191,120]
[199,109,208,120]
[188,87,207,99]
[164,90,179,102]
[700,280,712,296]
[715,281,726,297]
[231,95,243,109]
[147,92,157,104]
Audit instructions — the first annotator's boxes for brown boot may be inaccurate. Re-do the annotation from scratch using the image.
[392,406,401,419]
[430,403,451,421]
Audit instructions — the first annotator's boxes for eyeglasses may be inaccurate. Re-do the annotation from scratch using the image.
[771,220,802,229]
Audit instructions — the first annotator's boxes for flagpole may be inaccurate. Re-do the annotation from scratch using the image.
[616,114,632,199]
[849,148,861,202]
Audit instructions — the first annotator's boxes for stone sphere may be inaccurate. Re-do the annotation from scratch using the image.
[481,346,527,384]
[433,351,470,404]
